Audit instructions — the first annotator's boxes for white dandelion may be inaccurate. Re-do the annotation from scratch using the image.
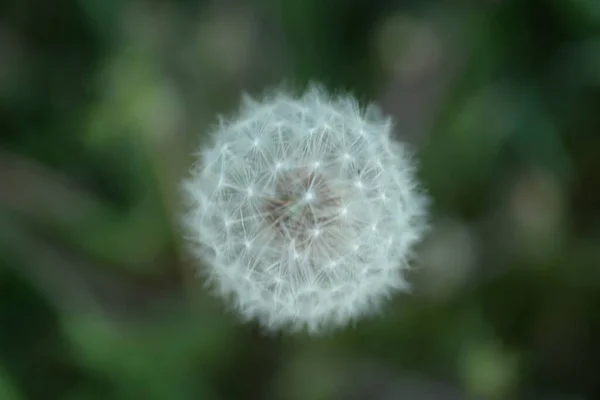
[181,84,428,334]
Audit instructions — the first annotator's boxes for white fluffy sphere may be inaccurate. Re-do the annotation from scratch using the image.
[182,85,428,333]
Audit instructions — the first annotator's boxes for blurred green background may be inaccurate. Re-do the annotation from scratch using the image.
[1,0,599,399]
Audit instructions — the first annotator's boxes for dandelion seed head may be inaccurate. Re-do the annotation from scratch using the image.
[181,84,429,334]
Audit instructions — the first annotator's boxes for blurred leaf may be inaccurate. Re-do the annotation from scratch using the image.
[0,366,21,400]
[63,309,232,399]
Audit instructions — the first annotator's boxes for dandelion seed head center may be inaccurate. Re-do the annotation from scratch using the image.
[261,167,350,249]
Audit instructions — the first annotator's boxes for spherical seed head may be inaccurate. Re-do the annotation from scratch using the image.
[182,84,428,334]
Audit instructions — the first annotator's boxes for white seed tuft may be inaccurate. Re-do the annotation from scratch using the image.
[181,84,428,334]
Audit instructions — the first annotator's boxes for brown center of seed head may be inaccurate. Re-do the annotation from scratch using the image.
[263,168,341,248]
